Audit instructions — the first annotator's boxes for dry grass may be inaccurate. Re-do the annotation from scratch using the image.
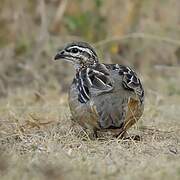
[0,74,180,180]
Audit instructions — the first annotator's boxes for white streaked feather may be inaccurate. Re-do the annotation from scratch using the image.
[79,93,87,103]
[94,76,107,87]
[86,68,93,86]
[79,71,90,99]
[91,69,104,75]
[81,85,90,99]
[115,64,119,68]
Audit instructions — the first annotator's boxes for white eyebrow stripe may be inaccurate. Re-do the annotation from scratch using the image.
[68,46,93,55]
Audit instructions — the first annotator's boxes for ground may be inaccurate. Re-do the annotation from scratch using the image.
[0,74,180,180]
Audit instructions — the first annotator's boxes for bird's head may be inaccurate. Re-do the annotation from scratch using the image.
[54,42,99,70]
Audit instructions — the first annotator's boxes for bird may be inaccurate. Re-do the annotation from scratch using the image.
[54,41,144,139]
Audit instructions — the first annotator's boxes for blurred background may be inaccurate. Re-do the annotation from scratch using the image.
[0,0,180,97]
[0,1,180,179]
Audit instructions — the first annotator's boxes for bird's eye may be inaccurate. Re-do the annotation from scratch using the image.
[71,48,78,53]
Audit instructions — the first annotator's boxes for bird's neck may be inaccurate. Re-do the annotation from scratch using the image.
[75,62,98,73]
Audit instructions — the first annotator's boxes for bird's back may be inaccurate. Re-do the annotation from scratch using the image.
[68,63,144,134]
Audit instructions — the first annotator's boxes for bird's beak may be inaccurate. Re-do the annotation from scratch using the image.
[54,50,66,60]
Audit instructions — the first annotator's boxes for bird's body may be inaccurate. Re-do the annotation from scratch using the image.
[54,42,144,138]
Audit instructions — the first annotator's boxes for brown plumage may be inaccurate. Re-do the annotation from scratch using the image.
[54,42,144,138]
